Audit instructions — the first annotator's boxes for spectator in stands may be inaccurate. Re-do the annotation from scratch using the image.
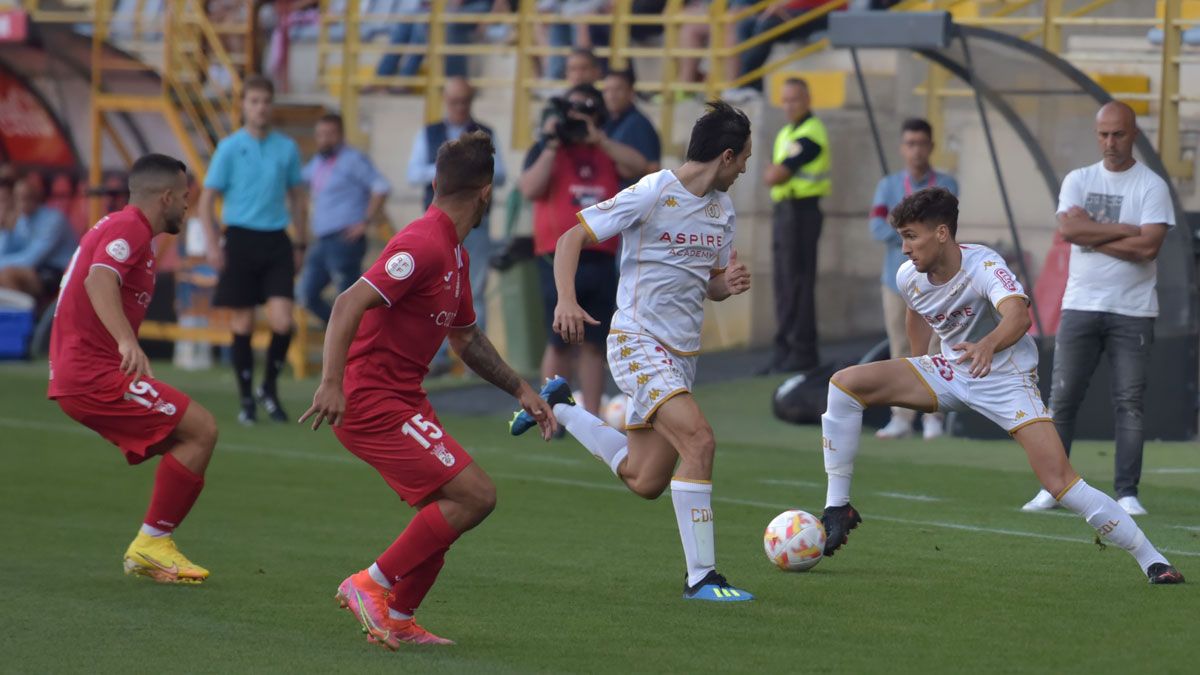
[725,1,831,102]
[1021,102,1174,516]
[298,112,390,324]
[519,83,647,414]
[869,118,958,441]
[679,0,740,91]
[0,178,15,238]
[199,74,307,426]
[602,68,661,188]
[0,175,77,301]
[759,78,829,374]
[375,0,508,86]
[538,1,606,81]
[408,76,507,372]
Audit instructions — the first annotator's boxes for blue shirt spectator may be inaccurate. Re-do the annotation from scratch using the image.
[0,202,76,273]
[204,127,303,230]
[304,145,391,238]
[870,169,959,291]
[602,69,660,189]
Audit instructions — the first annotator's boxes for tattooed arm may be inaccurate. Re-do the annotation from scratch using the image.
[449,325,558,439]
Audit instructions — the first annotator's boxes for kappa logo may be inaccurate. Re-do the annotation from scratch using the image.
[994,267,1018,292]
[636,373,651,386]
[983,260,997,268]
[385,252,415,280]
[620,346,633,358]
[1014,410,1027,420]
[106,238,131,262]
[629,361,641,373]
[648,388,662,402]
[663,196,679,208]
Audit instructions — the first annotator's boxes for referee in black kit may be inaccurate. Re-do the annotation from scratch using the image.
[199,75,308,425]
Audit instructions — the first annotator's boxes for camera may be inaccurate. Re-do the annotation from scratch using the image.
[546,97,599,145]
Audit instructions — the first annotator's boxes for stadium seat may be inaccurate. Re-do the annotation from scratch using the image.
[1147,0,1200,45]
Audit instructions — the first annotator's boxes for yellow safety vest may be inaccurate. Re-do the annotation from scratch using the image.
[770,115,831,202]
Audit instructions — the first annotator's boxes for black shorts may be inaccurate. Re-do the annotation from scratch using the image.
[35,266,64,294]
[214,227,295,308]
[537,251,617,348]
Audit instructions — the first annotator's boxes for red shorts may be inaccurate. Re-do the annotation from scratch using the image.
[333,392,472,506]
[54,373,191,465]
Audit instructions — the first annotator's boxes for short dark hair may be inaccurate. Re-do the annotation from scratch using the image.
[784,77,808,91]
[606,68,635,88]
[890,186,958,237]
[901,117,933,138]
[434,130,494,198]
[242,74,275,100]
[128,153,187,196]
[317,113,344,132]
[686,100,751,162]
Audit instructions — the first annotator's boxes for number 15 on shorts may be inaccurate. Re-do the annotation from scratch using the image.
[401,413,457,467]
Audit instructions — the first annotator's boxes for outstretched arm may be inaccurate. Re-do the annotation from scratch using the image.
[299,281,384,429]
[449,325,557,440]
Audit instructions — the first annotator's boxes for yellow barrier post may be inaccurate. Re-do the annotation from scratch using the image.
[1042,0,1065,53]
[1159,0,1192,178]
[512,0,536,149]
[707,0,728,101]
[340,0,363,146]
[425,2,446,124]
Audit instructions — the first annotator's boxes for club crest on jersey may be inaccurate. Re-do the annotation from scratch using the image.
[596,196,617,211]
[430,442,456,467]
[386,252,415,280]
[106,239,131,262]
[994,268,1018,292]
[705,201,722,219]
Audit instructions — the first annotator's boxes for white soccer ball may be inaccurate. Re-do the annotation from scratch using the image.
[603,394,628,431]
[763,509,825,572]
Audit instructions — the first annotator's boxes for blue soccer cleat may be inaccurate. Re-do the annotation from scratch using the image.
[683,571,754,602]
[509,376,575,436]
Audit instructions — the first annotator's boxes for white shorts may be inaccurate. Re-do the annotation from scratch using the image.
[607,330,697,429]
[904,354,1051,433]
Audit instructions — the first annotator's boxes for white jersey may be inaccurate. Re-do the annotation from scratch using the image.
[577,169,734,354]
[897,244,1038,376]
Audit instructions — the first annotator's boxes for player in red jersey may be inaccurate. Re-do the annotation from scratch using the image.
[301,131,557,648]
[48,154,219,584]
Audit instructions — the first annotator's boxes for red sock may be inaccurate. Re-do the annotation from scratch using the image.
[388,548,447,616]
[142,454,205,532]
[375,503,460,585]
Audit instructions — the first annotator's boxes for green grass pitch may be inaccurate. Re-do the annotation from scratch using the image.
[1,362,1197,673]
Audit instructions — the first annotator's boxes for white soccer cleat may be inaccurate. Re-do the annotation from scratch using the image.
[875,416,913,439]
[922,413,945,440]
[1021,489,1061,511]
[1117,496,1148,515]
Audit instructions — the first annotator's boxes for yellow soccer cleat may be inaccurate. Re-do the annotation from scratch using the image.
[123,532,210,584]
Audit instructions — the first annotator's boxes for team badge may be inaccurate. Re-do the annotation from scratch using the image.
[386,252,415,280]
[705,201,722,219]
[106,239,131,262]
[431,443,456,467]
[596,196,617,211]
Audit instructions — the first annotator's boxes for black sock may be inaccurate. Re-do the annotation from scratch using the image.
[231,333,254,405]
[263,331,292,396]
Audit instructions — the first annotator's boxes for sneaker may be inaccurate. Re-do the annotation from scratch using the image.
[682,570,754,602]
[1021,489,1061,512]
[820,503,862,557]
[509,375,574,436]
[371,617,455,647]
[875,416,913,439]
[255,387,288,423]
[721,87,760,104]
[335,570,393,645]
[922,413,945,440]
[1147,562,1185,585]
[123,532,209,584]
[238,399,257,426]
[1117,495,1148,516]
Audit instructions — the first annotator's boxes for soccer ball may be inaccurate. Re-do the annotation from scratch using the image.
[763,510,825,572]
[604,394,628,431]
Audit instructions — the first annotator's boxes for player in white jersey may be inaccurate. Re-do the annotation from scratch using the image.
[510,102,756,601]
[816,187,1183,584]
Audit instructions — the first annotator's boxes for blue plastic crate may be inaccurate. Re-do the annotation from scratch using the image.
[0,308,35,359]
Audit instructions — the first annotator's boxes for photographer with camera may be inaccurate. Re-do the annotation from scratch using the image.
[519,83,647,415]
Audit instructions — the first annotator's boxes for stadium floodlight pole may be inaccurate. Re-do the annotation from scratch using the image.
[850,47,889,178]
[958,33,1044,338]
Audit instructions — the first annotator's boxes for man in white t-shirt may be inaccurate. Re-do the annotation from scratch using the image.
[509,102,758,602]
[1021,102,1173,516]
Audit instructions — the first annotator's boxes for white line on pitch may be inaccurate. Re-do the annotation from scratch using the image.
[1168,525,1200,532]
[1146,468,1200,474]
[759,479,941,502]
[759,478,823,488]
[874,491,942,502]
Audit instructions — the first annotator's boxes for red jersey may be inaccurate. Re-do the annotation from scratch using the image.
[345,206,476,403]
[532,144,621,256]
[48,206,158,398]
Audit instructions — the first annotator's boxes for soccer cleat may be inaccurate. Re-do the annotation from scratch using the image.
[238,399,257,427]
[922,413,945,440]
[335,570,393,645]
[875,416,913,439]
[1117,495,1148,516]
[123,532,209,584]
[1021,489,1061,512]
[821,503,862,557]
[1147,563,1185,585]
[371,617,455,647]
[509,376,574,436]
[682,570,754,602]
[255,388,289,423]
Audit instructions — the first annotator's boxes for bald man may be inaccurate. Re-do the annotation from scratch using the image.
[1022,102,1174,515]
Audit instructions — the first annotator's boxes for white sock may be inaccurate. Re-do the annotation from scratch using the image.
[387,608,412,621]
[823,384,865,508]
[367,562,393,590]
[554,403,629,476]
[140,524,170,538]
[1058,479,1168,573]
[670,478,716,587]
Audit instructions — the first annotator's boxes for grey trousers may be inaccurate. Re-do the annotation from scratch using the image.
[771,199,823,366]
[1050,309,1154,497]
